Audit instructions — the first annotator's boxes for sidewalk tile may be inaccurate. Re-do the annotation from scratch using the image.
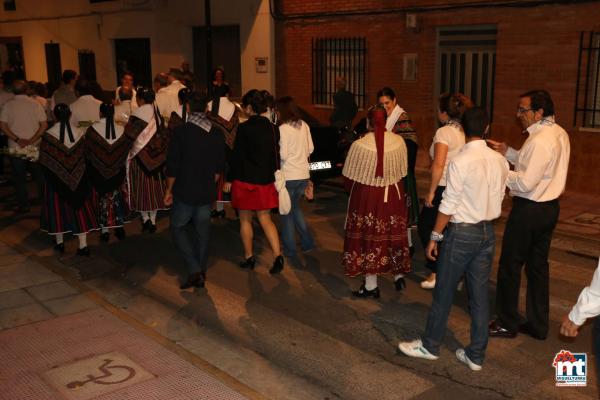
[0,289,35,310]
[43,294,98,316]
[27,281,80,302]
[0,259,62,293]
[0,303,53,329]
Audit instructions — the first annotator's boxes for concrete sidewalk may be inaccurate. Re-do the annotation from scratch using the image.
[0,240,262,400]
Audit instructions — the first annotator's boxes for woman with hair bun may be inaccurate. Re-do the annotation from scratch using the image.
[39,104,98,256]
[124,87,170,233]
[417,92,470,289]
[226,89,284,274]
[86,102,134,242]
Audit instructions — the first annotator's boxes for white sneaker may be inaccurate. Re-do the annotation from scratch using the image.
[457,280,464,291]
[455,348,482,371]
[398,339,439,360]
[420,279,436,289]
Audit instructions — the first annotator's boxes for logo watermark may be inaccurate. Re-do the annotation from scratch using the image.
[553,350,587,387]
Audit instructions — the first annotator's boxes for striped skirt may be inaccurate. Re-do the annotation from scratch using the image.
[40,183,100,235]
[99,189,129,228]
[126,158,168,212]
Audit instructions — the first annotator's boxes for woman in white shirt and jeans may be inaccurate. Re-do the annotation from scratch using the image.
[276,97,315,257]
[417,93,470,289]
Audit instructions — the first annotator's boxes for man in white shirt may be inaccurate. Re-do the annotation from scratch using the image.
[50,70,78,111]
[114,71,137,108]
[0,80,48,212]
[160,68,187,119]
[69,79,102,126]
[488,90,571,340]
[398,107,509,371]
[153,72,170,119]
[560,259,600,385]
[0,72,16,183]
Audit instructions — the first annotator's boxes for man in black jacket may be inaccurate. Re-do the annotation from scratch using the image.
[164,92,225,289]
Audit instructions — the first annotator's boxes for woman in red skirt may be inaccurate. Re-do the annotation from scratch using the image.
[225,89,284,274]
[342,105,411,298]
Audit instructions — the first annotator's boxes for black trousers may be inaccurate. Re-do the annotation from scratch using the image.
[417,185,445,273]
[594,318,600,388]
[495,196,559,337]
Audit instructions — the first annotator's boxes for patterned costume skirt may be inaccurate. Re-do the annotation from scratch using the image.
[99,189,129,228]
[127,159,167,212]
[343,181,411,277]
[404,170,419,226]
[40,183,99,235]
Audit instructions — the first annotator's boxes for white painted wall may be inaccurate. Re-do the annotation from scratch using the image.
[0,0,275,94]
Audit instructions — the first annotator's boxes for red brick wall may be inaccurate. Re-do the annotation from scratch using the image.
[275,1,600,194]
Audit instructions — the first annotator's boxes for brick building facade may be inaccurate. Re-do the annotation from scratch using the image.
[274,0,600,194]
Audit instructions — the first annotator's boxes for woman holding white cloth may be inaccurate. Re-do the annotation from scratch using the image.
[276,96,315,258]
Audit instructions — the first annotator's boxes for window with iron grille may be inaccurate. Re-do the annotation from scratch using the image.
[312,37,366,108]
[575,31,600,128]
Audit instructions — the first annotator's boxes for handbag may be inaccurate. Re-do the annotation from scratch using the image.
[304,125,315,201]
[270,123,291,215]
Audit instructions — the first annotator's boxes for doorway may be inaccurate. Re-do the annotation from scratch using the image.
[193,25,241,97]
[435,25,497,120]
[114,38,152,88]
[0,37,25,80]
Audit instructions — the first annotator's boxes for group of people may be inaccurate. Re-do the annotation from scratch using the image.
[4,65,599,375]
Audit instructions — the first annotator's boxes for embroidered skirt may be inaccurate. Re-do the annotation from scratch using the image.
[99,189,129,228]
[40,183,99,235]
[231,180,278,211]
[127,158,167,212]
[343,181,411,277]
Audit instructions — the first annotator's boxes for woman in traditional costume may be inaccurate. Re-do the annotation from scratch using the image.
[417,93,469,289]
[342,105,411,298]
[225,89,284,274]
[207,84,239,218]
[167,87,190,131]
[86,103,132,242]
[124,87,169,233]
[40,104,99,256]
[377,87,418,256]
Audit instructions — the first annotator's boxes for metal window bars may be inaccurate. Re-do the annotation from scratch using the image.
[312,37,367,108]
[574,31,600,128]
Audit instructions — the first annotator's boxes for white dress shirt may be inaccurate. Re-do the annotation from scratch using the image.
[159,80,186,119]
[0,88,15,110]
[69,95,102,125]
[114,100,134,125]
[504,117,570,202]
[568,259,600,326]
[0,95,47,149]
[429,122,465,186]
[114,86,138,108]
[439,140,509,224]
[279,120,314,181]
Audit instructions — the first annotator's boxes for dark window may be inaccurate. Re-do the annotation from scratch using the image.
[574,31,600,128]
[45,43,62,87]
[3,0,16,11]
[78,50,97,81]
[114,38,151,88]
[312,37,367,108]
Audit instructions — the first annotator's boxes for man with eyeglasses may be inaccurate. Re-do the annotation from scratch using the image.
[487,90,570,340]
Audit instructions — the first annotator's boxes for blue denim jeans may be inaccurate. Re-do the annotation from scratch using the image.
[281,179,315,257]
[170,199,211,275]
[422,221,495,365]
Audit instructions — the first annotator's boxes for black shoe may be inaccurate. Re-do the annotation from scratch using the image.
[409,246,415,257]
[518,323,547,340]
[394,277,406,291]
[76,247,91,257]
[142,220,150,232]
[148,222,157,234]
[210,210,226,219]
[54,243,65,254]
[180,272,205,290]
[100,232,110,242]
[269,255,284,274]
[488,320,517,338]
[352,284,380,299]
[115,227,126,240]
[240,256,256,270]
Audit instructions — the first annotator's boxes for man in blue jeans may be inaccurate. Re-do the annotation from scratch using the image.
[164,91,225,290]
[398,107,508,371]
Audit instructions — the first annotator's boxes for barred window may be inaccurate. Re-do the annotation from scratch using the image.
[312,37,366,108]
[575,31,600,128]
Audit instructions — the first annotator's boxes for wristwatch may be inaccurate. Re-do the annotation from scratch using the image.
[430,231,444,242]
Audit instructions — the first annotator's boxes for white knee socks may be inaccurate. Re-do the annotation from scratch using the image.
[101,227,109,234]
[77,234,87,249]
[365,274,378,290]
[407,228,413,247]
[216,202,224,212]
[141,211,150,222]
[55,233,64,245]
[149,210,157,225]
[394,273,405,281]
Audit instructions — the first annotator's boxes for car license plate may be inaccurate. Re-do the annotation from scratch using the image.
[309,161,332,171]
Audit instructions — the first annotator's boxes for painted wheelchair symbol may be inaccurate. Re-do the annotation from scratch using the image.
[66,358,136,389]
